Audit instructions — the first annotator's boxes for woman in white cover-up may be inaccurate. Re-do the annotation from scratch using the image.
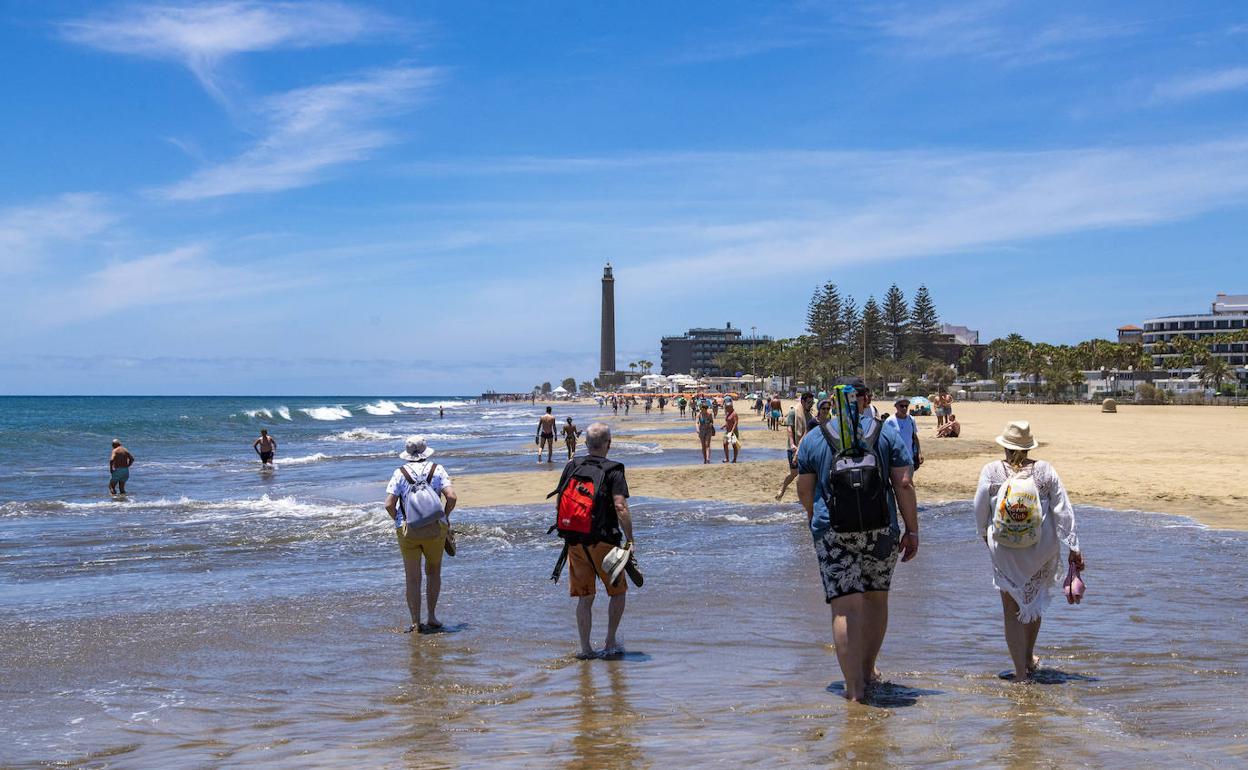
[973,420,1084,682]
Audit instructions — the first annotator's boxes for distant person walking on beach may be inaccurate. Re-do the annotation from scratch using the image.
[973,421,1084,682]
[108,439,134,495]
[768,394,783,431]
[696,401,716,463]
[797,378,919,703]
[677,396,687,418]
[386,436,457,634]
[936,414,961,438]
[721,397,740,463]
[776,392,815,500]
[537,407,557,464]
[563,416,581,460]
[885,399,922,471]
[252,429,277,467]
[550,422,635,659]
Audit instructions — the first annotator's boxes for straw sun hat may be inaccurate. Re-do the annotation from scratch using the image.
[995,420,1039,451]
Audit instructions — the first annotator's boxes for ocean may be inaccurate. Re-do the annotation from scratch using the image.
[1,397,1245,767]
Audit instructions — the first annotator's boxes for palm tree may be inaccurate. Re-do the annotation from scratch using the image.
[1199,357,1231,395]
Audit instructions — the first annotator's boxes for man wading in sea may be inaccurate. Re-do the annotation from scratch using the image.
[550,422,635,659]
[108,439,134,495]
[537,406,557,464]
[252,429,277,467]
[797,378,919,703]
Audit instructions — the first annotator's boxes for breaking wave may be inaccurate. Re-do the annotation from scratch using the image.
[361,400,402,416]
[300,406,352,421]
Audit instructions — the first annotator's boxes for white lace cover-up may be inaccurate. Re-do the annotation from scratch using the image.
[973,460,1079,623]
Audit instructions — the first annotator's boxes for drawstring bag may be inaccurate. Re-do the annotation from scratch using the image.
[991,464,1042,548]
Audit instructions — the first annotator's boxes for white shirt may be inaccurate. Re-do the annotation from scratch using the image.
[885,414,916,452]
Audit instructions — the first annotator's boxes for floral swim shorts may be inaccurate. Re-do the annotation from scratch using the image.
[813,527,899,602]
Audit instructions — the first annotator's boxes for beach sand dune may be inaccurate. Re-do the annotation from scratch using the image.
[458,402,1248,530]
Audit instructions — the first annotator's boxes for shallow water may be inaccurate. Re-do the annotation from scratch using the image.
[2,398,1246,767]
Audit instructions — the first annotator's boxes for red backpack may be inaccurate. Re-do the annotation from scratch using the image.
[547,455,621,543]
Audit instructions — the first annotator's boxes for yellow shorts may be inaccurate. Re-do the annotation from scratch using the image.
[396,521,447,567]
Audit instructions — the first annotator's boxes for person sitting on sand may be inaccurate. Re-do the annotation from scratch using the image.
[973,421,1083,682]
[696,401,716,463]
[108,439,134,495]
[252,429,277,466]
[554,422,634,659]
[796,378,919,704]
[563,416,581,460]
[936,414,961,438]
[721,397,740,463]
[537,407,557,464]
[385,436,457,634]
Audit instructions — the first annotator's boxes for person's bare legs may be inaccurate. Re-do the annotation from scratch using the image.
[861,591,889,684]
[701,437,711,463]
[576,595,595,657]
[776,468,798,500]
[424,557,442,627]
[731,443,739,463]
[830,593,871,702]
[723,440,730,462]
[604,593,626,651]
[402,553,424,632]
[1001,592,1041,681]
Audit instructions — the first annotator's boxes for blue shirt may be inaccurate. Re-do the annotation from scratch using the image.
[797,414,913,540]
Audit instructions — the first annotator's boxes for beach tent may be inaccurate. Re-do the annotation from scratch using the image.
[551,386,569,399]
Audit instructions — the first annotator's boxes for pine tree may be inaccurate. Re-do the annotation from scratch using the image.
[805,282,844,350]
[910,285,941,357]
[861,296,886,363]
[882,284,908,360]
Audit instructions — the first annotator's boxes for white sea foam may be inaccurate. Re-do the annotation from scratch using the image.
[361,400,402,416]
[613,442,663,455]
[274,452,332,466]
[240,406,292,420]
[275,406,292,420]
[400,400,471,409]
[323,428,400,442]
[301,406,351,421]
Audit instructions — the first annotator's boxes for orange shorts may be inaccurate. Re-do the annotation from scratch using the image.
[568,541,628,598]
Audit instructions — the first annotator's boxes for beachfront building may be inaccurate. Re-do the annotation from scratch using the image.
[1139,292,1248,372]
[660,323,772,377]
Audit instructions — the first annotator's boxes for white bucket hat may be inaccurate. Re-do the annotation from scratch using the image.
[601,545,630,586]
[399,435,435,461]
[995,420,1039,451]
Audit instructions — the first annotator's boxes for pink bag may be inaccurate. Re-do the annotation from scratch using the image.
[1063,563,1086,604]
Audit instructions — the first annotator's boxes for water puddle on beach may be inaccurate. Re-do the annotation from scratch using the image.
[2,498,1247,767]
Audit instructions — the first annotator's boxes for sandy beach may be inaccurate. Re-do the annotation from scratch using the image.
[458,401,1248,531]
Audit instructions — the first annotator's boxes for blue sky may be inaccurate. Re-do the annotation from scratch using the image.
[3,1,1248,394]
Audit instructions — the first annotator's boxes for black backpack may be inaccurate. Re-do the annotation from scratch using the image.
[816,417,891,533]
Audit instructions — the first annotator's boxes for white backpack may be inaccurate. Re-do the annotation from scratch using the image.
[397,462,444,528]
[991,464,1042,548]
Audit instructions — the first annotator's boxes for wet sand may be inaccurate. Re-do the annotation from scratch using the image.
[458,402,1248,530]
[8,500,1246,767]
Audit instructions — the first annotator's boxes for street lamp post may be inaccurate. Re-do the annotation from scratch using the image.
[750,325,756,393]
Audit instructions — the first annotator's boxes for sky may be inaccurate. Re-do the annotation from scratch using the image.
[3,0,1248,395]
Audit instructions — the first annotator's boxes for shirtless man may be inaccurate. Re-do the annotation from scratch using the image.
[721,397,740,463]
[253,429,277,466]
[936,413,961,438]
[108,439,135,495]
[768,394,783,431]
[562,416,581,460]
[537,406,557,463]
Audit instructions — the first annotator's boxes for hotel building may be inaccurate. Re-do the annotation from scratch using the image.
[1141,293,1248,370]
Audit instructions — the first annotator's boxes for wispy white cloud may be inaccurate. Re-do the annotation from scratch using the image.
[157,66,439,200]
[1152,67,1248,103]
[61,1,385,98]
[0,193,116,274]
[45,244,274,324]
[871,1,1139,65]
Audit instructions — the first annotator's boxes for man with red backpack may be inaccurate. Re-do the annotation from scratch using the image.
[549,422,635,659]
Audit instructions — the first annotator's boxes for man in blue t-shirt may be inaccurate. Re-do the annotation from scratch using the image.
[796,377,919,704]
